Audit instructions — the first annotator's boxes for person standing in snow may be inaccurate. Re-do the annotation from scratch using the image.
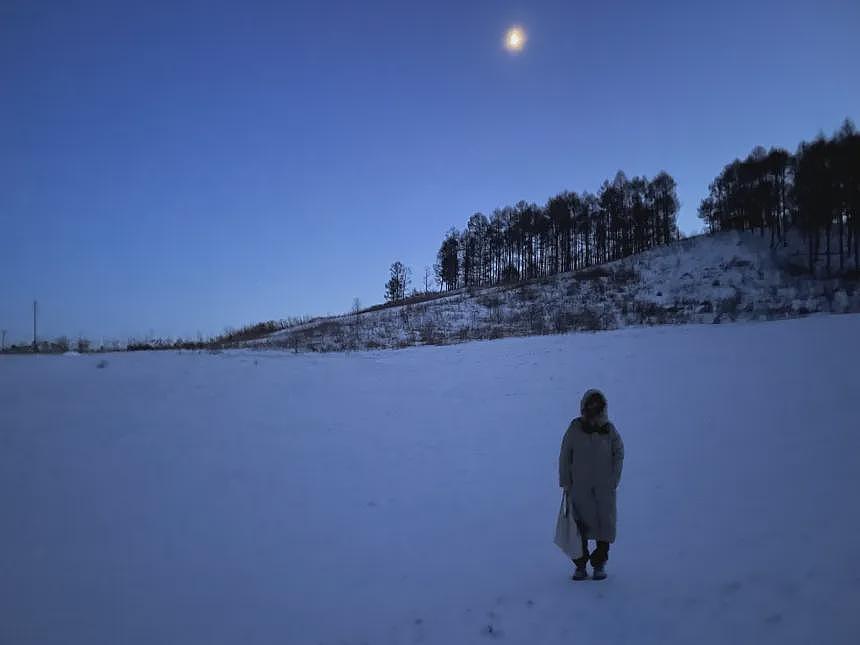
[558,389,624,580]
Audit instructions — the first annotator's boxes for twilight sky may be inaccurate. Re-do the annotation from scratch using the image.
[2,0,858,343]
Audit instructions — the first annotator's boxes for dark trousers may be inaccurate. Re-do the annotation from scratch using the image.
[572,522,610,568]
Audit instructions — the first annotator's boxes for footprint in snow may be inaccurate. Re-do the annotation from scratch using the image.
[411,617,425,643]
[482,623,503,639]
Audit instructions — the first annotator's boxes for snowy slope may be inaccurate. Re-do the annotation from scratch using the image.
[2,315,859,645]
[247,231,860,352]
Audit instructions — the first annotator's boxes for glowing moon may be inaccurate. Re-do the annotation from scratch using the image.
[504,26,526,52]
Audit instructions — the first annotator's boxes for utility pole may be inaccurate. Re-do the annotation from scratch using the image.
[1,329,6,352]
[33,300,38,353]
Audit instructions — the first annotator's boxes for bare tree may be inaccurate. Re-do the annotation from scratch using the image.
[351,297,362,316]
[423,266,433,293]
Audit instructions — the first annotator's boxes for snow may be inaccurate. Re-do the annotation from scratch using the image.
[250,231,860,352]
[2,315,859,645]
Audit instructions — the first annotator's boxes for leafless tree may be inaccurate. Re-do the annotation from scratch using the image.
[423,266,433,292]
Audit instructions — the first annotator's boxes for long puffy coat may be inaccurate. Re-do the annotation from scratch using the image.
[558,390,624,543]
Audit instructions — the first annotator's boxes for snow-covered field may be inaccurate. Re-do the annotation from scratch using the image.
[2,316,859,645]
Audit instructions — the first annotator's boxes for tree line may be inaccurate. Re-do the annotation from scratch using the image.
[421,171,681,294]
[698,119,860,274]
[0,316,317,354]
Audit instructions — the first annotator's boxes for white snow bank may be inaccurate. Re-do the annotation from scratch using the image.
[1,316,859,644]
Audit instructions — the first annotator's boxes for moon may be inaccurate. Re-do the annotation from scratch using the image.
[504,26,526,53]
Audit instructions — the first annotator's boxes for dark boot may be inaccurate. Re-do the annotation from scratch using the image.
[590,541,610,580]
[571,533,590,580]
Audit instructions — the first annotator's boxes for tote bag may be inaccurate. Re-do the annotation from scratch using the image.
[554,490,583,559]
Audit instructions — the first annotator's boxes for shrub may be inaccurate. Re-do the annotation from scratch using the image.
[486,305,504,325]
[478,294,504,308]
[633,301,664,322]
[210,318,309,346]
[727,257,752,269]
[516,285,540,302]
[419,322,439,345]
[552,310,573,333]
[717,292,741,320]
[590,279,608,297]
[570,308,603,331]
[610,268,638,286]
[527,304,546,334]
[576,266,611,280]
[783,262,808,277]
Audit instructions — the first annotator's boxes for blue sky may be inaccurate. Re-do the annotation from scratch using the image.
[2,0,858,343]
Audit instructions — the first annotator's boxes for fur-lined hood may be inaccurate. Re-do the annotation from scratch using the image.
[580,389,609,429]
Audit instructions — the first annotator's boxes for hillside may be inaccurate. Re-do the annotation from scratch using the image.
[246,231,860,352]
[3,316,859,644]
